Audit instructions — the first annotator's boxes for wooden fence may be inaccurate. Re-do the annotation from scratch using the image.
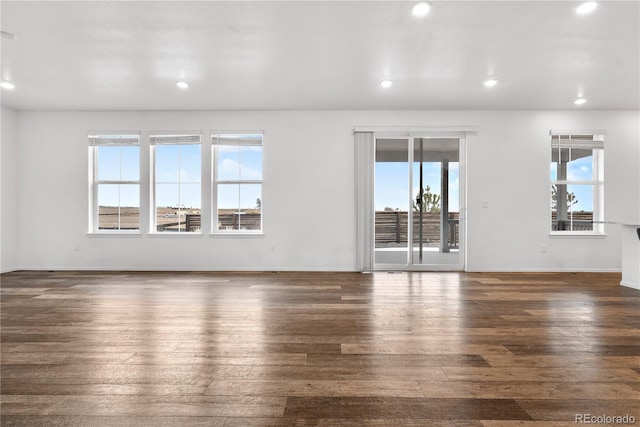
[155,212,261,232]
[375,211,459,248]
[551,212,594,231]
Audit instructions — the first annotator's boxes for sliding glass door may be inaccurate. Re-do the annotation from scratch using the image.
[374,135,463,270]
[375,138,410,265]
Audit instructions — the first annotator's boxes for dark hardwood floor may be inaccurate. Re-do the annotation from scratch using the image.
[1,270,638,426]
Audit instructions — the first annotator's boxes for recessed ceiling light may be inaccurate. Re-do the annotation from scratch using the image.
[0,31,18,40]
[576,2,597,15]
[0,81,15,90]
[176,81,190,89]
[574,98,587,105]
[412,2,431,17]
[483,79,498,88]
[380,79,393,88]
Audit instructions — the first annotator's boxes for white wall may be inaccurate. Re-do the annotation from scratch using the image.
[1,106,19,272]
[13,109,639,272]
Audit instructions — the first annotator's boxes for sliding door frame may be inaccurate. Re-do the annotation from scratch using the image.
[372,131,467,272]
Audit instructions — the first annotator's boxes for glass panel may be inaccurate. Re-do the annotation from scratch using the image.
[97,146,120,181]
[550,145,559,181]
[120,146,140,181]
[216,183,261,231]
[551,185,558,231]
[552,183,594,232]
[217,146,241,181]
[155,144,201,232]
[552,147,570,181]
[180,183,201,211]
[411,138,460,267]
[567,148,594,181]
[552,184,571,231]
[179,144,201,183]
[155,145,179,182]
[374,138,409,265]
[156,184,180,232]
[448,162,460,250]
[411,160,441,254]
[568,184,594,231]
[98,184,119,230]
[239,183,262,230]
[240,146,263,180]
[119,185,139,230]
[217,184,240,231]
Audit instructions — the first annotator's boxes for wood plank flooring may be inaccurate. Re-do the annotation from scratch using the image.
[1,270,639,426]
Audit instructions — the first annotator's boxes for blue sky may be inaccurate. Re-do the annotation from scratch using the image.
[550,153,595,212]
[97,144,263,210]
[97,146,140,208]
[216,146,262,210]
[375,162,460,212]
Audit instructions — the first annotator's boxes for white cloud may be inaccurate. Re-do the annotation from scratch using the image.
[179,168,200,182]
[219,158,261,180]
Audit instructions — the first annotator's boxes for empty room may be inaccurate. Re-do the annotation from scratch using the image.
[1,1,639,426]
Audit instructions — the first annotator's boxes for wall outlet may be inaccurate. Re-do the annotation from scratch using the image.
[541,245,547,254]
[481,201,489,208]
[73,245,80,252]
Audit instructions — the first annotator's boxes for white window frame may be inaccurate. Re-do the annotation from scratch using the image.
[550,130,605,236]
[88,132,141,234]
[211,132,264,235]
[150,132,202,234]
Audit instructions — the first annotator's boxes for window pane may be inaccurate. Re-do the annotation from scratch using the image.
[218,145,241,181]
[180,183,201,210]
[98,184,119,230]
[214,135,262,232]
[156,145,179,182]
[156,183,179,232]
[217,184,239,230]
[179,144,201,183]
[239,183,262,230]
[240,146,263,180]
[97,146,120,181]
[550,186,557,231]
[551,184,570,231]
[550,152,557,181]
[120,146,140,181]
[119,185,139,230]
[568,184,594,231]
[551,146,569,181]
[155,144,201,232]
[567,148,594,181]
[551,184,594,231]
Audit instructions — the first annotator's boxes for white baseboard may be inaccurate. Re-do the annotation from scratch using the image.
[1,267,18,274]
[620,280,640,290]
[15,266,359,273]
[11,265,624,274]
[465,267,622,273]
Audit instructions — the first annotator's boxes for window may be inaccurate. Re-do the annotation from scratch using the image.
[550,131,604,233]
[212,133,263,233]
[151,133,201,233]
[89,133,140,232]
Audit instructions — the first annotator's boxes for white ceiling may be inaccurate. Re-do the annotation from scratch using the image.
[1,1,638,111]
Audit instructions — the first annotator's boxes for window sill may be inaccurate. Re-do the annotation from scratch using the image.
[148,233,203,238]
[86,232,141,237]
[210,232,265,238]
[549,232,607,239]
